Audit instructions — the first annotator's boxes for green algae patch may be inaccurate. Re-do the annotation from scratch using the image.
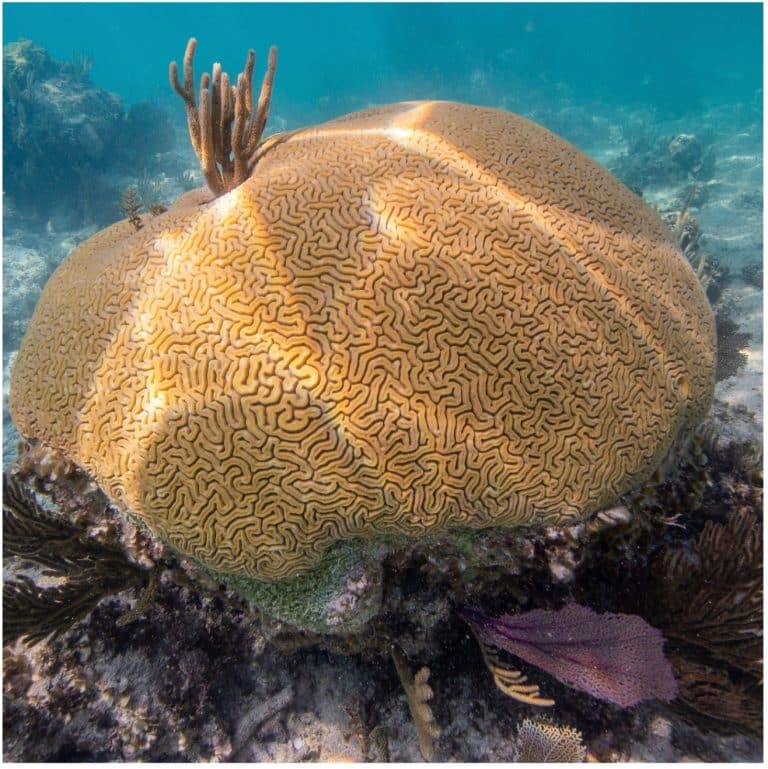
[208,540,392,635]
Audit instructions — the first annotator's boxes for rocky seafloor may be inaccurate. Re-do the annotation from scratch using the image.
[3,41,763,762]
[2,401,763,762]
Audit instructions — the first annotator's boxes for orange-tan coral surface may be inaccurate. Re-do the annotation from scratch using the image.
[10,101,715,580]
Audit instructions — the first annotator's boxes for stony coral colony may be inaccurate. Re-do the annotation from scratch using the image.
[4,36,761,761]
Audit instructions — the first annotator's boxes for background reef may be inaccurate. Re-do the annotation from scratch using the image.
[3,39,179,228]
[2,3,763,762]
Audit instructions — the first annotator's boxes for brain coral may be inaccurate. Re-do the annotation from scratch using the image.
[10,101,715,581]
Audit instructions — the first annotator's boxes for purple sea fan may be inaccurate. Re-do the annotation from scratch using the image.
[459,602,678,708]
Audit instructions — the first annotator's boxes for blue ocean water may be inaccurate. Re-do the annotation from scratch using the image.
[3,2,762,120]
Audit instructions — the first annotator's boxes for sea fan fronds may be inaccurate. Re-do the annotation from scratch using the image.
[3,472,79,562]
[650,507,762,676]
[647,507,762,735]
[459,603,677,708]
[669,653,762,737]
[3,472,149,646]
[515,717,586,763]
[4,572,129,646]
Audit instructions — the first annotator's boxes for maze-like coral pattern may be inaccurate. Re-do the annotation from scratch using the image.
[11,101,715,580]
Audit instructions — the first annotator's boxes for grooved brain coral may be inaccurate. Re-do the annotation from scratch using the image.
[11,101,715,581]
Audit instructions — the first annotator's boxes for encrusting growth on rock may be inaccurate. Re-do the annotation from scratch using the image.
[169,37,278,195]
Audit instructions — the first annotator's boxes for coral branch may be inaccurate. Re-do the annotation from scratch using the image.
[169,38,201,158]
[169,38,278,196]
[473,633,555,706]
[391,644,440,761]
[230,685,294,760]
[116,565,162,627]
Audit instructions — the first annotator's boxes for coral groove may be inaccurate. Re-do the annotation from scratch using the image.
[10,101,715,581]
